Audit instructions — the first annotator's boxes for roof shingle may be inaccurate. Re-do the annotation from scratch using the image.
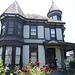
[3,1,25,17]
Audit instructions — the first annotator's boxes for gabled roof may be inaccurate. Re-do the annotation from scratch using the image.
[3,1,25,17]
[48,2,62,13]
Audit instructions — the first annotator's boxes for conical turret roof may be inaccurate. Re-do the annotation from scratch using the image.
[48,2,62,13]
[3,1,25,17]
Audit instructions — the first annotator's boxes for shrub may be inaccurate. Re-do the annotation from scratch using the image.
[0,58,54,75]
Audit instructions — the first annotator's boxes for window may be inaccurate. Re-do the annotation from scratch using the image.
[18,23,22,36]
[2,22,6,35]
[58,16,61,21]
[53,15,57,20]
[15,47,21,64]
[0,21,1,35]
[30,26,37,38]
[51,29,55,39]
[30,45,38,63]
[5,47,12,64]
[0,47,2,60]
[8,21,14,34]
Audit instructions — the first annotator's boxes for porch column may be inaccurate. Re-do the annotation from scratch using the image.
[60,47,65,69]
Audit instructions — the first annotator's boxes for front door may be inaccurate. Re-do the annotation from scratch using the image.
[47,48,56,68]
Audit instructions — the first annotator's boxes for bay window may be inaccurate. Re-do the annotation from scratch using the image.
[15,47,21,64]
[5,47,12,64]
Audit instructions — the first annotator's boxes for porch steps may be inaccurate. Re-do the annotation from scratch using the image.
[51,72,65,75]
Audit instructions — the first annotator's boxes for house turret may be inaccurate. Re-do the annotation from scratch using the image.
[0,1,25,37]
[47,2,62,21]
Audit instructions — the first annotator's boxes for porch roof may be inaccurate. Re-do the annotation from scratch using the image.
[43,40,75,51]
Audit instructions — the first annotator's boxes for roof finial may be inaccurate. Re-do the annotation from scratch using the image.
[52,0,54,3]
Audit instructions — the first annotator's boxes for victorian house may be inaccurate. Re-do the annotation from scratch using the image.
[0,1,75,69]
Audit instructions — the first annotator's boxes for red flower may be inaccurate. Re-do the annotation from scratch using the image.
[22,69,27,72]
[35,62,40,66]
[40,69,44,72]
[50,69,53,72]
[18,70,22,73]
[34,63,36,66]
[29,58,32,61]
[40,67,43,69]
[49,68,51,71]
[45,65,48,67]
[43,65,45,67]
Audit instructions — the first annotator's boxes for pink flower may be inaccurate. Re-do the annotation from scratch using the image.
[29,58,32,61]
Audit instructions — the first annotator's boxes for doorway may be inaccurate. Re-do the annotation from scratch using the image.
[47,48,56,68]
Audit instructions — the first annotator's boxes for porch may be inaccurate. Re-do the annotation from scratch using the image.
[43,40,75,71]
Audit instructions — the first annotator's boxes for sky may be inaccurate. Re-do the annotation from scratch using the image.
[0,0,75,43]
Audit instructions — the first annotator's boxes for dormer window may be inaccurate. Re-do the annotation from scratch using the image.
[8,21,14,34]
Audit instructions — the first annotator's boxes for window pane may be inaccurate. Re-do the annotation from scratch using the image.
[18,23,22,29]
[2,22,6,29]
[31,31,36,35]
[31,52,37,56]
[31,26,36,29]
[8,31,13,34]
[15,56,20,64]
[31,56,37,63]
[9,22,14,27]
[51,29,55,34]
[31,26,37,38]
[53,15,57,20]
[0,47,2,55]
[5,56,12,64]
[0,56,2,61]
[51,34,55,37]
[16,47,21,55]
[30,45,37,63]
[8,28,14,31]
[6,47,12,55]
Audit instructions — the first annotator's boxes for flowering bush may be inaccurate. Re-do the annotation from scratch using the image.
[14,58,53,75]
[0,58,53,75]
